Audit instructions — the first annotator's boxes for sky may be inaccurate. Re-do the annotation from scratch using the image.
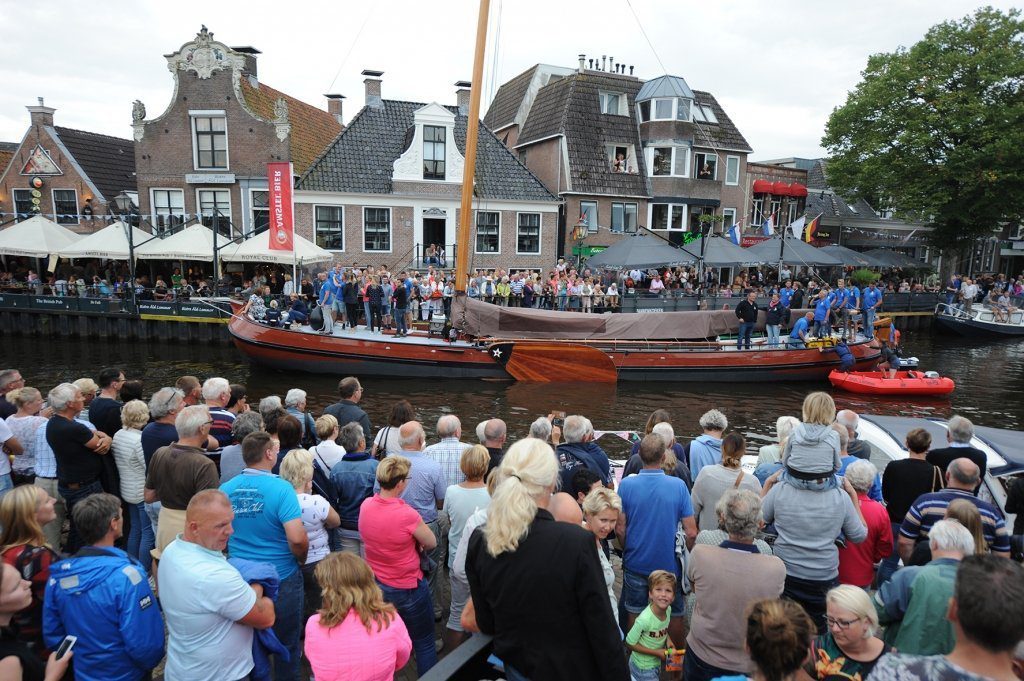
[0,0,1016,160]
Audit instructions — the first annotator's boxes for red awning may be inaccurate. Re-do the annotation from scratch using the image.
[789,183,808,197]
[772,181,791,195]
[752,179,772,194]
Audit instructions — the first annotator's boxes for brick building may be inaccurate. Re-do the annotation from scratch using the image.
[0,99,135,230]
[132,26,342,241]
[743,162,808,246]
[296,73,558,272]
[486,57,753,256]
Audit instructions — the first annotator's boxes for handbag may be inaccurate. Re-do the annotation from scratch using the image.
[417,543,437,576]
[931,465,945,492]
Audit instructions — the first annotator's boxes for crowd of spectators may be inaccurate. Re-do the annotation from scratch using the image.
[0,366,1021,680]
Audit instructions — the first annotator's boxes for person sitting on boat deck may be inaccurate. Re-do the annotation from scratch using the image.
[688,409,728,480]
[787,311,814,349]
[556,416,612,492]
[734,290,759,350]
[287,293,308,326]
[780,392,842,493]
[241,285,268,321]
[264,299,282,327]
[323,377,373,439]
[877,338,903,379]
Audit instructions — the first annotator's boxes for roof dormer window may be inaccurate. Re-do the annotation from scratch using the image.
[638,97,693,122]
[600,91,627,116]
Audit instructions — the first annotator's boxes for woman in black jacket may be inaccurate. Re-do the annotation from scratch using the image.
[765,293,788,348]
[342,274,360,329]
[465,438,628,681]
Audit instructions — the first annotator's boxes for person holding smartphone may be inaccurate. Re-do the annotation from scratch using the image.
[0,561,73,681]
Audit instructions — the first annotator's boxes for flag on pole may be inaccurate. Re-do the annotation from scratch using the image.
[788,216,806,240]
[727,220,742,245]
[762,212,775,237]
[804,214,820,243]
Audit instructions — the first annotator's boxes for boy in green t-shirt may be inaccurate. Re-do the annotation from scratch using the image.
[625,570,677,680]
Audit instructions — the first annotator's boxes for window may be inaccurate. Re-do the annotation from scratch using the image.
[673,147,689,176]
[769,199,782,225]
[786,201,798,227]
[600,91,624,115]
[52,189,78,224]
[250,190,269,234]
[516,212,540,254]
[638,101,651,122]
[197,189,232,235]
[649,147,688,177]
[364,207,391,251]
[611,202,638,233]
[694,152,718,180]
[751,198,764,225]
[651,204,686,231]
[192,115,228,169]
[315,206,344,250]
[699,105,718,124]
[579,201,598,234]
[725,156,740,186]
[151,189,185,232]
[12,189,33,220]
[689,206,715,232]
[423,125,446,180]
[722,208,737,232]
[654,99,674,119]
[676,98,692,121]
[606,144,637,174]
[475,211,500,253]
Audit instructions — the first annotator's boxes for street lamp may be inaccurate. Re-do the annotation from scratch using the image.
[572,219,589,268]
[112,191,138,307]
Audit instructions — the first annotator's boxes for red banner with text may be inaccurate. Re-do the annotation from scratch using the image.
[267,162,295,251]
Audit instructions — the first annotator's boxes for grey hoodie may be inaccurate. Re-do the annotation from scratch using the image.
[782,422,842,476]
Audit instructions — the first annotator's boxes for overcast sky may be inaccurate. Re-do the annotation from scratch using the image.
[0,0,1014,160]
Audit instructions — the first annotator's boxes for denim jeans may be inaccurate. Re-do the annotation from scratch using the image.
[0,474,13,496]
[394,308,408,335]
[145,501,161,537]
[628,658,661,681]
[876,521,902,586]
[783,574,837,634]
[766,324,781,347]
[338,528,364,556]
[126,501,155,573]
[683,647,740,681]
[378,578,437,676]
[813,319,828,337]
[273,569,304,681]
[59,480,104,554]
[621,569,684,616]
[363,301,372,327]
[864,307,877,336]
[787,338,806,349]
[737,321,755,350]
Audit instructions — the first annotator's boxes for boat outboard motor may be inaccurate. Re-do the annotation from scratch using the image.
[924,371,940,379]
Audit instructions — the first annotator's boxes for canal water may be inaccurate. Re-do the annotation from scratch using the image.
[6,326,1024,458]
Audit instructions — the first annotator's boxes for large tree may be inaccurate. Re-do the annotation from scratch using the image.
[822,7,1024,254]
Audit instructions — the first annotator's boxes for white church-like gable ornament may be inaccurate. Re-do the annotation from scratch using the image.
[168,25,245,80]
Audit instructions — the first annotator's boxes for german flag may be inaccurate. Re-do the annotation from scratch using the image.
[804,215,820,243]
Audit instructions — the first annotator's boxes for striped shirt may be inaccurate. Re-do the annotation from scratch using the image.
[423,437,470,488]
[899,488,1010,554]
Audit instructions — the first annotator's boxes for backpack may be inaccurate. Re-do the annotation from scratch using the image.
[310,447,343,515]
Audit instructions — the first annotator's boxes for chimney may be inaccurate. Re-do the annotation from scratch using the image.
[589,58,594,69]
[578,54,586,72]
[362,69,384,110]
[324,94,345,125]
[454,81,472,115]
[601,55,607,71]
[629,65,634,76]
[232,46,261,81]
[27,97,55,127]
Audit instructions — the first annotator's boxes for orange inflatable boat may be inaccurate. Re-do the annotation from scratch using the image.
[828,370,955,396]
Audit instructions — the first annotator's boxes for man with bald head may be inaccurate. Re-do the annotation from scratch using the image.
[424,414,471,487]
[897,457,1011,563]
[159,490,276,680]
[483,418,507,473]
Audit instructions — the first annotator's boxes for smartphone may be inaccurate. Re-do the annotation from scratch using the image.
[55,635,76,660]
[552,410,566,428]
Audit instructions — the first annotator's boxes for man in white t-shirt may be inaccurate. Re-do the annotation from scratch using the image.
[159,489,276,681]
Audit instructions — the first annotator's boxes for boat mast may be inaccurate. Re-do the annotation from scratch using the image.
[454,0,491,294]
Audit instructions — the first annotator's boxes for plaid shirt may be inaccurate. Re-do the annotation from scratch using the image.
[423,437,471,488]
[33,426,57,478]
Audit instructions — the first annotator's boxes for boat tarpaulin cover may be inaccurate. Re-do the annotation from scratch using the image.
[453,295,810,341]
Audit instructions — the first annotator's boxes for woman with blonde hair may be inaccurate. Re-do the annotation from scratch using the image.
[582,487,622,615]
[112,400,154,570]
[944,499,987,555]
[465,438,627,681]
[280,449,340,619]
[803,585,890,679]
[5,387,47,485]
[358,455,438,675]
[0,484,60,659]
[691,432,762,530]
[304,552,411,681]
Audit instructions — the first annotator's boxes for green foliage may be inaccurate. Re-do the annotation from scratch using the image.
[848,269,880,287]
[822,7,1024,253]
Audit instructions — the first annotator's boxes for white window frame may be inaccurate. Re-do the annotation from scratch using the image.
[725,155,740,186]
[769,199,782,224]
[515,212,542,255]
[422,124,446,181]
[649,203,687,231]
[721,208,737,234]
[189,110,229,171]
[51,188,79,224]
[652,98,675,120]
[314,204,345,252]
[605,143,638,174]
[610,202,638,234]
[699,105,718,124]
[363,207,392,253]
[579,201,598,234]
[751,198,765,225]
[150,188,186,232]
[11,189,33,220]
[249,188,269,235]
[474,210,501,255]
[648,146,690,178]
[786,201,798,227]
[195,188,233,235]
[599,91,626,116]
[694,152,719,180]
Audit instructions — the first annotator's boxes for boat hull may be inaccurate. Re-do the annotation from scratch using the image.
[934,313,1024,338]
[229,306,882,382]
[829,370,955,396]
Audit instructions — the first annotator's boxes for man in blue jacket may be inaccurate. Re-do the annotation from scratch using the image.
[556,415,612,492]
[43,493,164,681]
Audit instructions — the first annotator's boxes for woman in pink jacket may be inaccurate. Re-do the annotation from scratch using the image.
[304,552,412,681]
